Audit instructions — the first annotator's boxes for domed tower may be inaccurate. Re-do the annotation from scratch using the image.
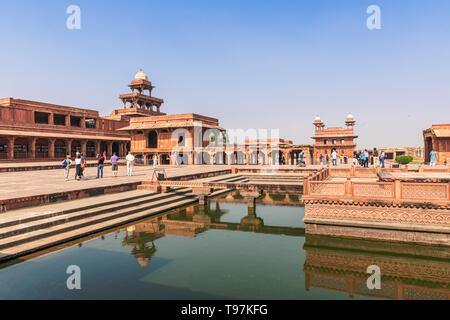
[314,116,325,131]
[118,69,165,117]
[345,113,355,129]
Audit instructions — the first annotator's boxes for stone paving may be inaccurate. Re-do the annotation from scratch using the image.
[0,165,230,202]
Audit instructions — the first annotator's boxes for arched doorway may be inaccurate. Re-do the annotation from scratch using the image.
[148,131,158,148]
[87,141,96,158]
[202,152,211,165]
[235,151,246,164]
[215,152,225,165]
[71,140,81,157]
[35,138,49,159]
[160,154,170,165]
[54,140,66,159]
[249,151,258,165]
[112,142,119,156]
[100,142,108,156]
[14,138,29,159]
[0,137,8,160]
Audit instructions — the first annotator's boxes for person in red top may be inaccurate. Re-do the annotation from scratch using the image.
[102,151,107,159]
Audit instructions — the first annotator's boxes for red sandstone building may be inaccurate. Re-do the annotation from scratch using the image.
[0,98,130,160]
[311,114,358,163]
[423,124,450,165]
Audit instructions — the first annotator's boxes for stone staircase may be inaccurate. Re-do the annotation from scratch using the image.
[0,188,199,262]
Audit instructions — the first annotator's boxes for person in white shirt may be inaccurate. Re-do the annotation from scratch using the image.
[126,152,135,176]
[153,154,158,169]
[331,150,338,166]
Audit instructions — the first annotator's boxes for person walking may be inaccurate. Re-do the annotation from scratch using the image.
[153,154,158,169]
[380,151,386,168]
[326,154,329,165]
[173,152,178,166]
[319,154,324,165]
[430,149,437,167]
[80,152,86,178]
[111,153,119,177]
[373,148,379,168]
[126,152,135,176]
[331,150,338,166]
[102,150,107,159]
[63,155,72,181]
[364,149,369,168]
[360,152,365,167]
[74,153,82,181]
[96,153,104,179]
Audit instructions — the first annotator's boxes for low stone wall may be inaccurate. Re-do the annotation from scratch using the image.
[0,182,141,212]
[302,167,450,245]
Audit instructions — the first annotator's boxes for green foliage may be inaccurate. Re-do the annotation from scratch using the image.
[395,155,413,164]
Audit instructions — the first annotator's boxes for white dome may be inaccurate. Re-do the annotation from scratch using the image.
[347,113,354,119]
[134,69,148,81]
[314,116,322,121]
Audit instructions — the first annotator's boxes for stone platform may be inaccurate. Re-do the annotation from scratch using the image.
[0,165,230,211]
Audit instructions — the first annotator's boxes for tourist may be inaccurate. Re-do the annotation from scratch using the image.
[153,154,158,169]
[380,151,386,168]
[96,153,104,179]
[373,148,379,168]
[126,152,135,176]
[430,149,437,167]
[102,150,107,159]
[80,152,86,178]
[63,155,72,181]
[331,149,338,166]
[74,153,82,181]
[111,152,119,177]
[326,154,329,165]
[360,152,365,167]
[173,152,178,166]
[364,149,369,168]
[319,154,324,165]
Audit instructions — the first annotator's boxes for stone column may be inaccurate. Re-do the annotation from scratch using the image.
[7,136,14,160]
[107,141,113,157]
[81,117,86,129]
[49,138,56,159]
[29,137,37,159]
[66,139,72,157]
[65,114,71,127]
[81,140,87,156]
[95,141,101,157]
[245,151,249,165]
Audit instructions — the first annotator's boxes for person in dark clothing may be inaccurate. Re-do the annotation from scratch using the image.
[96,154,105,178]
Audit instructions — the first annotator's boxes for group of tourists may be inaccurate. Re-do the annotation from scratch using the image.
[354,148,386,168]
[318,150,349,166]
[62,151,140,181]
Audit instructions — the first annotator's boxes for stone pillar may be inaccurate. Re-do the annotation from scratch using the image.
[66,139,72,157]
[81,140,87,156]
[7,136,14,160]
[95,141,101,157]
[49,138,56,159]
[81,117,86,129]
[29,137,37,159]
[143,154,148,165]
[107,141,113,157]
[245,152,250,165]
[49,113,54,125]
[65,114,71,127]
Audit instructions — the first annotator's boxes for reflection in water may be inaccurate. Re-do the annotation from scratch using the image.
[0,191,447,300]
[303,234,450,300]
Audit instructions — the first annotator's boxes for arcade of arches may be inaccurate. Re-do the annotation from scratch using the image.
[0,136,130,160]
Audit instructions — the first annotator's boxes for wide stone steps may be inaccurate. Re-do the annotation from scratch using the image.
[0,188,193,241]
[0,195,199,261]
[0,189,196,251]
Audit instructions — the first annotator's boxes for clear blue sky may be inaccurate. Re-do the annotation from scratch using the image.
[1,0,449,148]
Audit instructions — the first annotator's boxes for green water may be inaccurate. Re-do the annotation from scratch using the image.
[0,194,448,300]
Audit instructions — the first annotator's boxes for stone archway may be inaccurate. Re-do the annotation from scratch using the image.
[14,138,29,159]
[87,141,96,158]
[160,154,170,165]
[148,131,158,149]
[112,142,119,156]
[54,139,66,159]
[35,138,49,159]
[0,137,9,160]
[71,140,81,157]
[202,152,211,165]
